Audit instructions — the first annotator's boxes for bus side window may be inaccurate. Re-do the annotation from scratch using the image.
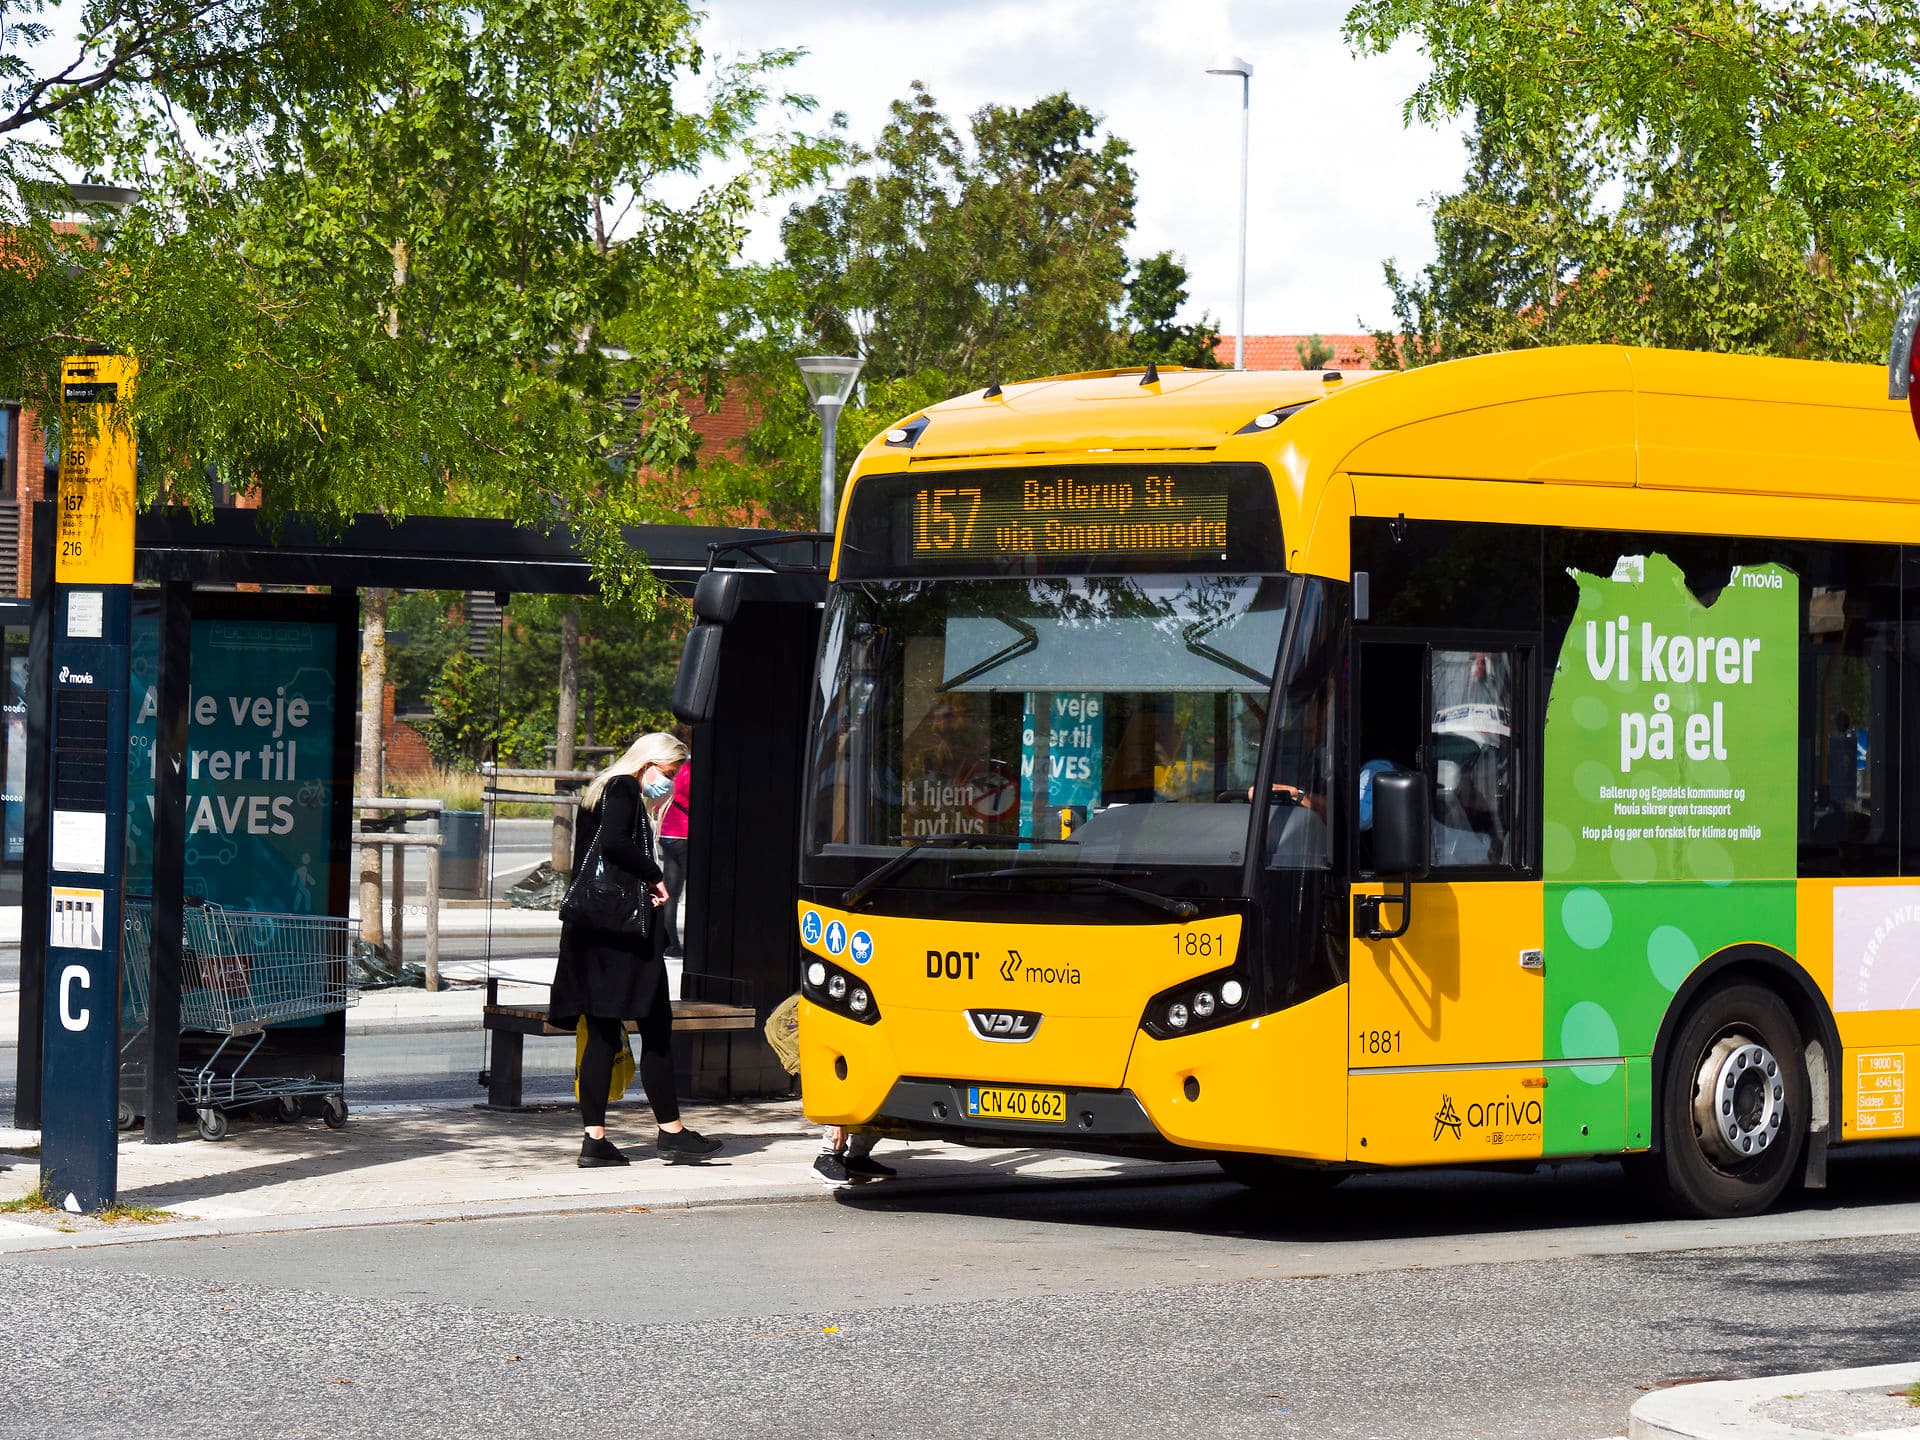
[1353,641,1426,874]
[1802,555,1898,878]
[1428,649,1519,870]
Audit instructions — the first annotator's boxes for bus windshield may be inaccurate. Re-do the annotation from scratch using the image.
[804,573,1328,879]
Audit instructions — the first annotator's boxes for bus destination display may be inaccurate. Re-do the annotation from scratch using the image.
[910,469,1230,561]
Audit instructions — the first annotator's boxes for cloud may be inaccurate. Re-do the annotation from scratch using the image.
[698,0,1467,333]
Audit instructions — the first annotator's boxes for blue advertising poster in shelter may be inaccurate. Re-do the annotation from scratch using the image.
[124,602,344,913]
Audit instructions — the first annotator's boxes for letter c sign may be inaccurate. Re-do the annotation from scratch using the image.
[59,964,90,1032]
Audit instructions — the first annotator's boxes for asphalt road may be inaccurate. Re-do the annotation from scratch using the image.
[3,1147,1918,1439]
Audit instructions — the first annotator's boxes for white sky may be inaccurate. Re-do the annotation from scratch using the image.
[697,0,1470,335]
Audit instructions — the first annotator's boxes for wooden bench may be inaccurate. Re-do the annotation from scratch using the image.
[480,976,758,1109]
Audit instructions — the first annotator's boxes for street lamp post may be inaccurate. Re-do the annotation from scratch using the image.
[1206,55,1254,371]
[796,355,865,532]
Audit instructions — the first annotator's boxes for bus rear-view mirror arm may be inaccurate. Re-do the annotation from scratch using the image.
[1355,771,1430,942]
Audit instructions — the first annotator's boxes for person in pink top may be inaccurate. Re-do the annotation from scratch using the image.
[658,750,691,958]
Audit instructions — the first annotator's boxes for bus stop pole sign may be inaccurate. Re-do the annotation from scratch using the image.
[40,354,137,1212]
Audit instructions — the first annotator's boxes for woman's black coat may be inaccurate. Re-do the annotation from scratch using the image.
[548,774,668,1024]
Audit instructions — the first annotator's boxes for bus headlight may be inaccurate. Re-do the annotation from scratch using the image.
[802,954,883,1025]
[1142,967,1250,1039]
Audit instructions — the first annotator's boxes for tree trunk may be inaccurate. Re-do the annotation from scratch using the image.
[552,608,580,876]
[358,588,389,947]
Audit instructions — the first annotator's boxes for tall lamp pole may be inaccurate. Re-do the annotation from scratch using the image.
[796,355,866,532]
[1206,55,1254,371]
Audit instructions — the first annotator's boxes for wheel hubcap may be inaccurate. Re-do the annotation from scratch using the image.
[1692,1034,1785,1165]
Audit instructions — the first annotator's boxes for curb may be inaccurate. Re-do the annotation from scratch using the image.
[0,1161,1219,1256]
[1630,1363,1920,1440]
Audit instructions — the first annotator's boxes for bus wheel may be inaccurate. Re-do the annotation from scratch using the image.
[1657,984,1809,1219]
[1215,1154,1345,1195]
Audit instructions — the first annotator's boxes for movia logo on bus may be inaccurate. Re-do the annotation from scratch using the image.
[1890,284,1920,442]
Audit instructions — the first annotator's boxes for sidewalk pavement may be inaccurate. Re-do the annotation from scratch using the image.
[0,1098,1209,1256]
[1629,1363,1920,1440]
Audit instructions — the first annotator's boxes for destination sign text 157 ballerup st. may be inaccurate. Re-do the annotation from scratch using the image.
[910,469,1231,561]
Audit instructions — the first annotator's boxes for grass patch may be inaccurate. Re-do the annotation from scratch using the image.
[1905,1382,1919,1408]
[94,1199,166,1224]
[383,764,554,819]
[0,1179,57,1214]
[0,1180,165,1223]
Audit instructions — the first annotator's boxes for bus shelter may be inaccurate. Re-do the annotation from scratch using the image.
[12,502,825,1144]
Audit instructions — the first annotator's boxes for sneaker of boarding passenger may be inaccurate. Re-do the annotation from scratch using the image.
[656,1127,723,1163]
[841,1153,896,1182]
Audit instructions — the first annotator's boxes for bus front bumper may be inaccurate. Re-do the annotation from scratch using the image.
[862,1078,1187,1159]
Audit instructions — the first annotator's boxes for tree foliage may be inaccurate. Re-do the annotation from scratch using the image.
[1350,1,1920,366]
[421,593,685,766]
[694,83,1215,528]
[5,0,830,595]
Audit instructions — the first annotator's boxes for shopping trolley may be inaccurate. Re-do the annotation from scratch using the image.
[119,899,362,1141]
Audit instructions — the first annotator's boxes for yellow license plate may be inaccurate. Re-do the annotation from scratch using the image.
[966,1084,1066,1124]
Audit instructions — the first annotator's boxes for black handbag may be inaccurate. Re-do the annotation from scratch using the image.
[559,796,652,938]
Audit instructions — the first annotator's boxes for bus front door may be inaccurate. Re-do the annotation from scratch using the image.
[1347,637,1549,1164]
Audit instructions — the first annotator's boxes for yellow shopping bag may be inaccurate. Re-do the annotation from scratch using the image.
[574,1018,636,1102]
[764,992,802,1076]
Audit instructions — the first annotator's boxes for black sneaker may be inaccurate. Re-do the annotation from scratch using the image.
[812,1152,850,1186]
[578,1135,630,1169]
[842,1153,896,1182]
[657,1127,723,1163]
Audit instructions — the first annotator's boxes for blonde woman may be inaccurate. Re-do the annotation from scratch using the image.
[548,731,721,1166]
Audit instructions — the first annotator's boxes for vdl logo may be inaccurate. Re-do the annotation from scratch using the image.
[966,1008,1042,1043]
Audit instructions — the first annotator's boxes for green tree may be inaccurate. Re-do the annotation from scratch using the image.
[425,594,685,766]
[1351,1,1920,365]
[1120,251,1221,368]
[8,0,829,595]
[701,82,1182,527]
[386,591,467,711]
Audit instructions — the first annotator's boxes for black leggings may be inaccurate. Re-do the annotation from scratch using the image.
[577,1008,680,1129]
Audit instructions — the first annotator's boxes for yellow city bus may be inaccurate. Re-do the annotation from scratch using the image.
[793,346,1920,1218]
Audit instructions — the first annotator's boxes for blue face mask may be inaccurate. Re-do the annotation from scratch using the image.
[642,772,674,801]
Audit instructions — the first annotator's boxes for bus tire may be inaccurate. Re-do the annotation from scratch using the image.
[1215,1154,1345,1195]
[1656,983,1809,1219]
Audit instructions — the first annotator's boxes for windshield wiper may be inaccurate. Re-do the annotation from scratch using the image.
[958,866,1199,920]
[841,833,1063,911]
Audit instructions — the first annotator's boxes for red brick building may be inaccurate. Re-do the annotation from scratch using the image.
[0,402,49,597]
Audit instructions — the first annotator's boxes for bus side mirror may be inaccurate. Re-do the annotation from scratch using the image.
[672,623,724,725]
[1357,771,1429,942]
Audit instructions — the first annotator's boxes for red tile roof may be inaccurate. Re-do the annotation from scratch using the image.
[1210,334,1378,371]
